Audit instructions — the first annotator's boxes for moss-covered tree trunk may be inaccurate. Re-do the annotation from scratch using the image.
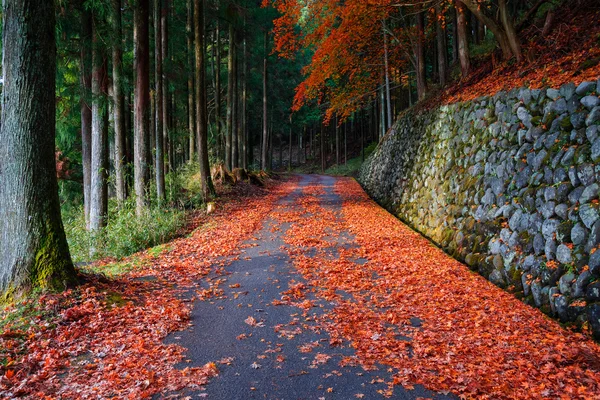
[0,0,76,298]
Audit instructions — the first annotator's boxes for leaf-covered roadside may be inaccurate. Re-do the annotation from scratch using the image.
[276,178,600,399]
[0,178,297,399]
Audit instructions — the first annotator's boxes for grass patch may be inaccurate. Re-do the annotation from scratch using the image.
[63,200,186,263]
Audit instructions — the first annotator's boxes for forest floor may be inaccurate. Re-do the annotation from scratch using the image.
[3,175,600,399]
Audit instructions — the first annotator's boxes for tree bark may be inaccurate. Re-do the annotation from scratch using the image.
[187,0,195,162]
[225,23,234,171]
[112,0,126,204]
[195,0,215,200]
[382,20,392,130]
[241,30,248,170]
[261,31,269,171]
[415,10,427,101]
[456,1,471,78]
[0,0,76,296]
[154,0,165,203]
[215,10,222,162]
[161,0,170,176]
[460,0,519,61]
[90,25,108,233]
[232,30,239,170]
[80,4,93,229]
[436,5,448,87]
[134,0,150,216]
[320,122,325,172]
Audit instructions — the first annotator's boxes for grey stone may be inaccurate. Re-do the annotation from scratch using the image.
[587,303,600,341]
[581,95,600,109]
[592,137,600,162]
[549,286,560,314]
[490,178,505,196]
[562,147,576,166]
[554,295,569,321]
[576,81,596,96]
[531,280,549,307]
[559,273,575,296]
[577,164,595,186]
[532,150,547,170]
[585,220,600,253]
[489,269,505,288]
[556,244,573,264]
[540,201,556,219]
[482,188,495,205]
[586,282,600,302]
[533,234,545,255]
[568,186,585,204]
[589,250,600,276]
[587,125,599,144]
[587,106,600,126]
[571,223,589,245]
[542,219,560,239]
[555,203,569,220]
[489,238,502,254]
[573,270,592,298]
[544,186,557,201]
[545,239,557,260]
[571,113,587,129]
[579,183,599,204]
[579,203,600,229]
[547,88,560,100]
[568,166,580,186]
[561,83,576,100]
[522,274,532,296]
[554,168,568,184]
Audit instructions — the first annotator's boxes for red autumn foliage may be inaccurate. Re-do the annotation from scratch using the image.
[0,178,298,398]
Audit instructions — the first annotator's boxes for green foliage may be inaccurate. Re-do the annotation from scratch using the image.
[63,199,186,263]
[325,141,378,176]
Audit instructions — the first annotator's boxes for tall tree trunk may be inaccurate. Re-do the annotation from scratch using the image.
[80,4,93,229]
[215,11,222,162]
[187,0,195,162]
[241,30,248,170]
[456,1,471,78]
[498,0,522,62]
[195,0,215,200]
[134,0,150,216]
[382,20,392,130]
[154,0,165,203]
[335,117,340,165]
[225,23,234,171]
[436,5,448,87]
[232,30,239,170]
[451,6,458,64]
[112,0,126,204]
[415,10,427,101]
[90,26,108,233]
[161,0,170,177]
[261,31,269,170]
[0,0,76,296]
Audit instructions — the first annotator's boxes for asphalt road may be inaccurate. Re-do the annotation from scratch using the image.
[165,175,452,400]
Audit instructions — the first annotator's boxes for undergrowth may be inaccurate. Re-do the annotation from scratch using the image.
[61,162,208,263]
[325,142,378,176]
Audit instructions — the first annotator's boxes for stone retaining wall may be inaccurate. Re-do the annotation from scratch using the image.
[359,80,600,338]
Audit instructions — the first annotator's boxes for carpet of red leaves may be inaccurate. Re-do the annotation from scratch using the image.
[0,178,298,399]
[277,178,600,399]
